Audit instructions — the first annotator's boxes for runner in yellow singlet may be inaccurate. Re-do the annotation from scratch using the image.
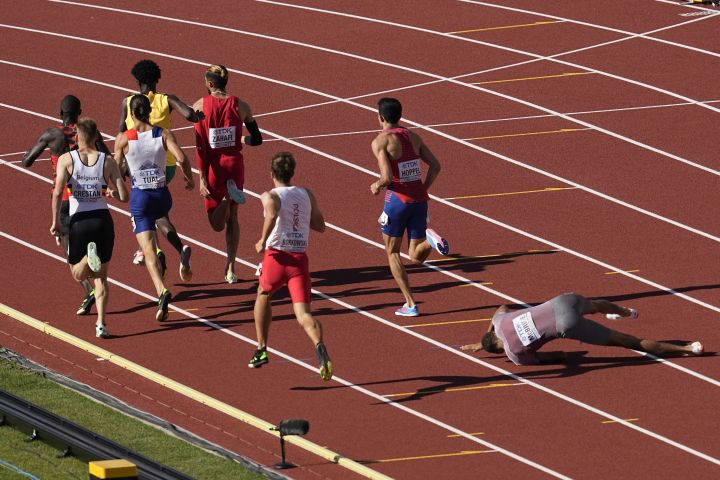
[118,60,203,281]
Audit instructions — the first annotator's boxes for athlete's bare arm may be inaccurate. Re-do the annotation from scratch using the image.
[370,134,393,195]
[118,98,129,133]
[255,191,281,253]
[411,132,441,191]
[22,127,62,167]
[167,94,204,123]
[163,129,195,191]
[103,155,128,203]
[239,99,263,146]
[305,188,326,233]
[50,153,73,236]
[113,133,129,176]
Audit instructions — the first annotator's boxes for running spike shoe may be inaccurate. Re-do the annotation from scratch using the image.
[248,347,269,368]
[156,288,171,322]
[76,290,96,316]
[226,179,246,204]
[87,242,101,273]
[179,245,193,282]
[425,228,449,256]
[316,342,333,381]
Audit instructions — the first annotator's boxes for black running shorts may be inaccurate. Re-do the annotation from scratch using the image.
[68,209,115,265]
[59,200,71,236]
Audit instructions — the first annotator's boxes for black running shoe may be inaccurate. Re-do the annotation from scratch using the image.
[157,249,167,279]
[248,347,269,368]
[76,290,96,316]
[316,342,333,381]
[156,288,171,322]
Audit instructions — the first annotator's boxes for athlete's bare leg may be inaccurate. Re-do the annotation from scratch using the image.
[408,237,433,264]
[253,287,273,348]
[383,234,415,307]
[208,197,233,232]
[61,234,93,295]
[225,203,239,278]
[136,230,165,296]
[93,271,108,327]
[293,302,323,346]
[586,299,634,317]
[607,330,695,355]
[156,216,184,255]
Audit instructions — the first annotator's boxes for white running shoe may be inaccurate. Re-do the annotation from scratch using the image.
[606,308,638,321]
[95,323,109,339]
[87,242,101,273]
[132,249,145,265]
[691,341,704,356]
[425,228,449,256]
[226,179,246,204]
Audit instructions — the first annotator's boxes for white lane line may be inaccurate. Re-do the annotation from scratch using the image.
[0,230,572,479]
[3,38,719,248]
[460,0,720,59]
[2,225,718,468]
[255,0,720,116]
[47,0,720,181]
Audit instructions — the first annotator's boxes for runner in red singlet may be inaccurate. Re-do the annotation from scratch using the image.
[22,95,110,316]
[193,65,263,283]
[370,97,449,317]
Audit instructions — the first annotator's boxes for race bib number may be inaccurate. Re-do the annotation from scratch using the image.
[209,126,236,149]
[512,312,541,346]
[398,158,421,183]
[378,211,389,226]
[135,167,163,189]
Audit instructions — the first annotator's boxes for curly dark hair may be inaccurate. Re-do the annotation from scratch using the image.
[131,60,161,85]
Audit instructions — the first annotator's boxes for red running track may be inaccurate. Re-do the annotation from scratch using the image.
[1,1,720,478]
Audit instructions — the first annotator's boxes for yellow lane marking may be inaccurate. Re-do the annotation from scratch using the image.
[376,450,496,463]
[383,383,525,398]
[426,249,560,262]
[604,269,640,275]
[405,318,490,328]
[602,418,639,424]
[168,307,198,315]
[465,128,590,141]
[450,20,561,34]
[0,303,391,480]
[447,187,577,200]
[472,72,594,85]
[447,432,484,438]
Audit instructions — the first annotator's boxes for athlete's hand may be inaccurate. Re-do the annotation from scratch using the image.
[199,177,211,198]
[370,181,381,195]
[460,343,482,353]
[255,240,265,254]
[184,175,195,191]
[105,186,116,199]
[50,222,60,237]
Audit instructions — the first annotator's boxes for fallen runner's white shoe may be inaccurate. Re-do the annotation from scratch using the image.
[606,308,638,321]
[691,341,704,356]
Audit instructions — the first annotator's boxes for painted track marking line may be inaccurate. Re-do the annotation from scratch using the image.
[0,234,572,480]
[449,20,562,34]
[376,450,496,463]
[464,128,590,141]
[2,161,719,465]
[0,302,391,480]
[460,0,720,59]
[472,72,594,85]
[447,188,577,200]
[44,2,720,178]
[4,102,720,391]
[383,383,525,398]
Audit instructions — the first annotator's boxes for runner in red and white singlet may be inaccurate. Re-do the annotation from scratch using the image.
[370,97,450,317]
[193,64,263,283]
[247,152,332,381]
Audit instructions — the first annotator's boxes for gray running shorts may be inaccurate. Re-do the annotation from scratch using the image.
[552,294,611,346]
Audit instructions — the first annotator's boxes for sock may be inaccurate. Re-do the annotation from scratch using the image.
[166,231,184,254]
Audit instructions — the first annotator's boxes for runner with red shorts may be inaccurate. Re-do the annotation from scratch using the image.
[370,97,450,317]
[23,95,111,316]
[193,65,263,283]
[247,152,332,381]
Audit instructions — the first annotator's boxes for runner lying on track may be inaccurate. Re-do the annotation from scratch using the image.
[461,293,704,365]
[370,97,449,317]
[23,95,111,316]
[120,59,202,281]
[248,152,332,381]
[50,118,127,338]
[193,64,263,284]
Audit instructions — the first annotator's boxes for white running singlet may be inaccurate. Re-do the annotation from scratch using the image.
[265,186,311,253]
[67,150,108,216]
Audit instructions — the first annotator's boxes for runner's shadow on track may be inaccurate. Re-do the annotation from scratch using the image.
[588,284,720,303]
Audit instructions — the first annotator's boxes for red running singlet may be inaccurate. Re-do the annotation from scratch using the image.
[384,127,429,203]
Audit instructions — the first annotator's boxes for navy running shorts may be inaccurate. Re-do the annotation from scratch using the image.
[379,190,428,239]
[130,186,172,234]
